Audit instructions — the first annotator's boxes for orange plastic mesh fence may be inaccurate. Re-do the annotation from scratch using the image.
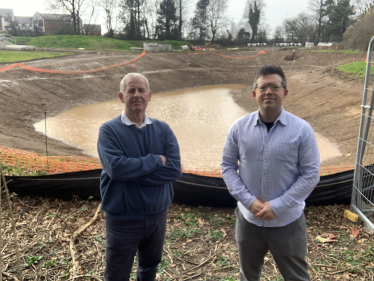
[0,51,145,74]
[181,165,354,178]
[0,146,354,177]
[0,63,18,73]
[192,50,266,59]
[0,146,102,174]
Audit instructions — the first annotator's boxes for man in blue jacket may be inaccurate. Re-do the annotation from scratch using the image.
[98,73,182,281]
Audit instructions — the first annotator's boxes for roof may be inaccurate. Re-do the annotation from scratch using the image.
[83,24,101,32]
[38,13,72,21]
[0,8,14,17]
[15,16,32,24]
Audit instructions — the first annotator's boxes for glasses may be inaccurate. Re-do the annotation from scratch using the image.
[255,82,285,93]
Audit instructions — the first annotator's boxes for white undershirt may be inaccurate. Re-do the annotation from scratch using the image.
[121,111,152,129]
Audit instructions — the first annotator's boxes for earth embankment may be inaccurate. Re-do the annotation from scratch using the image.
[0,49,367,166]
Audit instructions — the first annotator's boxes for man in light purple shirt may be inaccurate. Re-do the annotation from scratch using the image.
[221,65,320,281]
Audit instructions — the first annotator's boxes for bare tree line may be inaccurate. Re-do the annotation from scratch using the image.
[5,0,374,48]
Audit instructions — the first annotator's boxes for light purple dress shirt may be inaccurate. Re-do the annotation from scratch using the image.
[221,108,320,227]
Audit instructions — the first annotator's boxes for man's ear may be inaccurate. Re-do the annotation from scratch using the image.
[252,90,256,98]
[119,92,124,103]
[283,89,288,99]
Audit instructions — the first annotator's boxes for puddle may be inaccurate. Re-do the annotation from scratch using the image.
[34,85,341,168]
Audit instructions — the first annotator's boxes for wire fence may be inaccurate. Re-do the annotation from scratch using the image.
[351,36,374,231]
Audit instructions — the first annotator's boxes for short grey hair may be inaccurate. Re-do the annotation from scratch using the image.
[119,73,150,93]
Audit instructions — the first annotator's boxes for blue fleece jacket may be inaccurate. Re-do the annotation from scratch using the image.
[97,116,182,221]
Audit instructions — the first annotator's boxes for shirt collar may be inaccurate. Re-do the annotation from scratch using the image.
[255,108,288,126]
[121,111,152,128]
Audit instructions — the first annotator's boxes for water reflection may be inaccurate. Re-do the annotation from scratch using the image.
[34,84,341,169]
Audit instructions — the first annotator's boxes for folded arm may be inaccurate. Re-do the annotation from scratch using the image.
[135,124,182,185]
[98,124,163,181]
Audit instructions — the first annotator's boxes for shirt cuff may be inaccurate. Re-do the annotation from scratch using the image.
[269,197,288,216]
[242,196,256,211]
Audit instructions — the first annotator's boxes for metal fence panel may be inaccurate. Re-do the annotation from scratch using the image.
[351,36,374,231]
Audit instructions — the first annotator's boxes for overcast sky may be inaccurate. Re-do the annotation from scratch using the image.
[0,0,310,35]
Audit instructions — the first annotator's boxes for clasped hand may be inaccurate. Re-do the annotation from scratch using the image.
[249,199,276,221]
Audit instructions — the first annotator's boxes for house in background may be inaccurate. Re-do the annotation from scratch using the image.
[0,9,101,36]
[83,24,101,36]
[32,12,83,34]
[0,8,14,31]
[14,16,33,30]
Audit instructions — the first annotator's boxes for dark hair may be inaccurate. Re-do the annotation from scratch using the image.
[253,65,287,90]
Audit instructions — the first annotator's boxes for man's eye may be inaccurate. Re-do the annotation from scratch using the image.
[272,86,281,90]
[259,86,267,91]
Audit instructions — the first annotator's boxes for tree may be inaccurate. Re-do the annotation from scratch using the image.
[48,0,85,34]
[206,0,228,43]
[5,14,19,36]
[156,0,178,39]
[174,0,189,39]
[273,26,284,43]
[308,0,326,42]
[324,0,355,41]
[283,13,316,44]
[237,28,250,40]
[248,0,260,41]
[119,0,145,39]
[100,0,118,37]
[352,0,374,16]
[191,0,210,43]
[342,7,374,50]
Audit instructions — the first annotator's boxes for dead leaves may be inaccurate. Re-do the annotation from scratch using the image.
[1,198,374,280]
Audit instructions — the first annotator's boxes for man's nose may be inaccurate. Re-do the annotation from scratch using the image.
[134,89,140,96]
[264,86,273,94]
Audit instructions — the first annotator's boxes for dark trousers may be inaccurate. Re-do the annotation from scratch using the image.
[235,207,311,281]
[104,210,168,281]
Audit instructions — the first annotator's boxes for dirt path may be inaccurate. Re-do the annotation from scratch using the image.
[0,49,367,166]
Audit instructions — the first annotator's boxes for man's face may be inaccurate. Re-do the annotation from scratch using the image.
[119,77,151,115]
[252,74,288,114]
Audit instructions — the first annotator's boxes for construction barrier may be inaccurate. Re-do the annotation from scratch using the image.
[0,51,145,74]
[0,63,18,73]
[0,146,356,178]
[192,50,266,59]
[0,146,102,174]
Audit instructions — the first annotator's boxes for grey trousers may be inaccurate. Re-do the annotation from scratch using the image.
[235,207,311,281]
[104,210,167,281]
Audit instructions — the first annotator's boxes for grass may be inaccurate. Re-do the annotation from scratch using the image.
[312,50,362,54]
[0,50,74,64]
[0,163,48,176]
[15,35,191,51]
[337,61,374,77]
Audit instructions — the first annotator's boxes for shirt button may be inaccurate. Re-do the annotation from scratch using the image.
[263,175,266,177]
[264,160,266,162]
[265,144,268,147]
[264,129,266,132]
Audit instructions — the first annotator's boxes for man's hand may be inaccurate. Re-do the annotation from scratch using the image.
[160,155,167,165]
[249,198,265,215]
[255,201,276,221]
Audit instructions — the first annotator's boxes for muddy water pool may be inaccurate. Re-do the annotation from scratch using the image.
[34,85,341,169]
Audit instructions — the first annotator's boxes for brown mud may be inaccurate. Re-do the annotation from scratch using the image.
[0,49,367,166]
